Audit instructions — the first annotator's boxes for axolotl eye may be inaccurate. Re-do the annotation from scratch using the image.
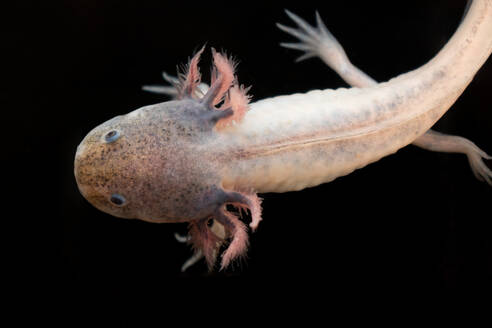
[110,193,126,206]
[104,130,120,143]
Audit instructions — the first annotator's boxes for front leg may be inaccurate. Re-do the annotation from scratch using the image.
[142,71,210,98]
[278,10,491,184]
[277,10,377,88]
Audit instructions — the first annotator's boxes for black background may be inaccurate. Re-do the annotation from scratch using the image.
[9,0,492,308]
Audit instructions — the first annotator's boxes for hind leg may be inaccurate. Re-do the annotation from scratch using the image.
[413,130,492,185]
[278,10,491,184]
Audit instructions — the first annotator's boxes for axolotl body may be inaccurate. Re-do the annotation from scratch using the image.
[74,0,492,270]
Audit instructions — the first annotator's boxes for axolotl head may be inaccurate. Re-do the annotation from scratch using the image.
[74,99,228,222]
[74,48,262,269]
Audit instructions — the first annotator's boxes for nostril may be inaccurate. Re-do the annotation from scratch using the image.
[104,130,120,143]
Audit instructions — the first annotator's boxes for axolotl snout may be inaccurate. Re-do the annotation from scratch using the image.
[75,0,492,270]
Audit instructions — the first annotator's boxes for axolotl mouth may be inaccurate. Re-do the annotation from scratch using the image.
[74,47,262,270]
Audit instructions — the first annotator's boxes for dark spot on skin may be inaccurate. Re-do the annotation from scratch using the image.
[433,69,446,80]
[396,94,404,105]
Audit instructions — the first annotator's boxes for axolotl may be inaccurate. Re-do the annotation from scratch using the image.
[74,0,492,271]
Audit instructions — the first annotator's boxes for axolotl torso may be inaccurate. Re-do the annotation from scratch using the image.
[74,0,492,270]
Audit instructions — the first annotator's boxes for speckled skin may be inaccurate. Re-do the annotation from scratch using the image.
[74,0,492,270]
[74,100,234,222]
[75,49,262,269]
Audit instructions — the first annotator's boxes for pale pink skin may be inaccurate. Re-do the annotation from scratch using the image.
[75,0,492,271]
